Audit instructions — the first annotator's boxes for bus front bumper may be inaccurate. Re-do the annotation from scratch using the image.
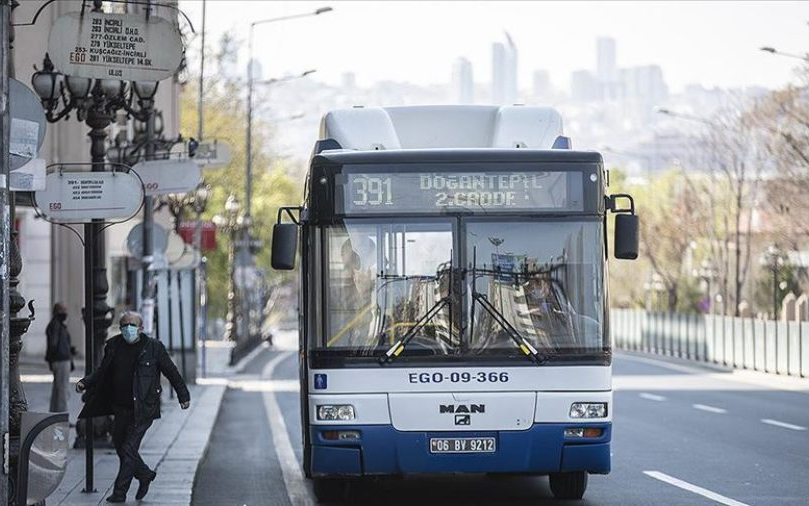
[309,423,611,477]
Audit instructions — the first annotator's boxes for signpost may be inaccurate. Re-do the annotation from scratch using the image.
[34,171,143,223]
[8,79,46,171]
[126,222,168,259]
[47,11,183,82]
[131,159,201,196]
[194,140,232,168]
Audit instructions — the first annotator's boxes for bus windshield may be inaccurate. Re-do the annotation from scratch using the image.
[321,219,604,361]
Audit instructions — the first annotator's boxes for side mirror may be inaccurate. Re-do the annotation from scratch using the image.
[614,214,639,260]
[271,223,298,270]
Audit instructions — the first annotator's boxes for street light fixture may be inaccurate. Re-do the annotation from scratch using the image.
[759,46,809,62]
[656,108,716,127]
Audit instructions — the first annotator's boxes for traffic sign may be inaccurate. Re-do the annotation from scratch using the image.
[178,220,217,251]
[126,222,168,258]
[131,159,201,196]
[34,170,143,223]
[47,11,183,81]
[9,78,47,171]
[194,140,232,168]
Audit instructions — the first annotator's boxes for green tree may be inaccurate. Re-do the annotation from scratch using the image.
[178,32,304,322]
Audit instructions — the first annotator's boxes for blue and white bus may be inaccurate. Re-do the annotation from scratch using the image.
[271,105,639,502]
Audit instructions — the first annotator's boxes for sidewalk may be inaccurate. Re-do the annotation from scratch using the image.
[20,340,253,505]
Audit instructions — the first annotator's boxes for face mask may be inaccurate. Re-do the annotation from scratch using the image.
[122,325,140,344]
[56,313,67,322]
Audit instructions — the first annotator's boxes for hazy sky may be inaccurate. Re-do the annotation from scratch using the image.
[179,1,809,93]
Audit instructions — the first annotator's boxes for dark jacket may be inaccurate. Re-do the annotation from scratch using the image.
[78,334,190,423]
[45,318,72,363]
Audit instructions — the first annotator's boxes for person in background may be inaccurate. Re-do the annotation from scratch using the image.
[45,302,74,413]
[76,310,190,503]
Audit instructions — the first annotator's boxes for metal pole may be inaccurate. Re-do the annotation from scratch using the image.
[0,2,11,501]
[82,225,95,493]
[194,208,205,376]
[197,0,206,141]
[245,23,254,218]
[141,101,156,334]
[177,271,187,380]
[772,263,778,321]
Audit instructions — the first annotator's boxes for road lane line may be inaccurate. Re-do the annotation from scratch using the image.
[639,392,666,402]
[760,418,807,431]
[643,471,749,506]
[262,351,316,506]
[692,403,727,414]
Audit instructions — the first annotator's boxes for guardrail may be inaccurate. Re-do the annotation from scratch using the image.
[611,309,809,378]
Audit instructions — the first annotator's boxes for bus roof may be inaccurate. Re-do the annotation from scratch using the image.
[313,148,603,166]
[318,105,567,152]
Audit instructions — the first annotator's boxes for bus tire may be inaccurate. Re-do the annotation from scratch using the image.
[312,478,346,503]
[549,471,588,500]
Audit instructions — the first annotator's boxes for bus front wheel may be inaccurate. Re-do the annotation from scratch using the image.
[312,478,347,503]
[549,471,588,500]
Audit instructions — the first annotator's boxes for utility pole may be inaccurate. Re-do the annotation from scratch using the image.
[0,1,11,502]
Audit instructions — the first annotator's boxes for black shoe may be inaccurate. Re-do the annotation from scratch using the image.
[106,493,126,503]
[136,470,157,500]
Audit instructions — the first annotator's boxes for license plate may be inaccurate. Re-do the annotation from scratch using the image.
[429,437,496,454]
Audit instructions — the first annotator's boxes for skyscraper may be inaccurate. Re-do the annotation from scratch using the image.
[596,37,618,100]
[532,69,551,102]
[492,33,518,104]
[452,57,474,104]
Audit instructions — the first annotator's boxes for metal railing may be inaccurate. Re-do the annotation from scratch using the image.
[611,309,809,378]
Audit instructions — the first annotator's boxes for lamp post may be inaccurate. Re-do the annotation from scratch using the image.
[213,195,244,344]
[192,183,211,376]
[246,7,331,219]
[760,46,809,62]
[656,108,717,128]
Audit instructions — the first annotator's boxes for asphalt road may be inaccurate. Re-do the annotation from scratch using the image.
[193,330,809,505]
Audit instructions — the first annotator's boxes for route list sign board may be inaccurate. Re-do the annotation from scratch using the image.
[48,11,183,81]
[35,171,143,223]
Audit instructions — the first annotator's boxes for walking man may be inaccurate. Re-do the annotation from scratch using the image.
[45,302,73,413]
[76,311,190,503]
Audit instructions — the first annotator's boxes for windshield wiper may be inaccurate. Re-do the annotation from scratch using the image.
[379,297,450,364]
[472,291,553,365]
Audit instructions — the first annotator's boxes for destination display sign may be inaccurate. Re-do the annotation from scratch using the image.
[35,171,143,223]
[48,11,183,81]
[340,171,582,214]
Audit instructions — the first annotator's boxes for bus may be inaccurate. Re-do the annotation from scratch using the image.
[271,105,639,502]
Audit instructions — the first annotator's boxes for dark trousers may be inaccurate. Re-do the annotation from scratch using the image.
[112,407,154,494]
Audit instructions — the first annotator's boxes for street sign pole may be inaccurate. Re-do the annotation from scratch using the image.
[141,102,157,334]
[0,1,11,502]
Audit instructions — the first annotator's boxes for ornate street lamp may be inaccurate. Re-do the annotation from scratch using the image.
[213,195,244,345]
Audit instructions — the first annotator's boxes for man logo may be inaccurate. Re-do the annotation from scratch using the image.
[455,414,471,426]
[439,404,485,414]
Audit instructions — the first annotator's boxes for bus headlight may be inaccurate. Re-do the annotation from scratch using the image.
[317,404,356,421]
[569,402,607,419]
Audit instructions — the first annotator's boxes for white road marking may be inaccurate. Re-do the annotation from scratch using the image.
[639,392,666,402]
[760,418,807,431]
[643,470,750,506]
[692,403,727,414]
[262,350,316,506]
